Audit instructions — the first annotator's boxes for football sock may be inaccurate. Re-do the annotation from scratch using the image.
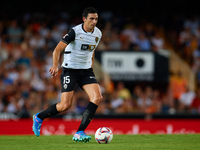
[37,103,59,120]
[77,102,98,131]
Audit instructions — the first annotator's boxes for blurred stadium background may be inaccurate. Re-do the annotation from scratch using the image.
[0,0,200,135]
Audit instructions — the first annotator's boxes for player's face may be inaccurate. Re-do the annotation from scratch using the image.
[83,13,98,32]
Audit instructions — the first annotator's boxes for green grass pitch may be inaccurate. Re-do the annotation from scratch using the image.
[0,134,200,150]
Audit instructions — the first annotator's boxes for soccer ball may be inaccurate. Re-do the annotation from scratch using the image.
[95,127,113,144]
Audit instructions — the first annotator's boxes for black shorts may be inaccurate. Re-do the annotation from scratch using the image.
[60,68,98,92]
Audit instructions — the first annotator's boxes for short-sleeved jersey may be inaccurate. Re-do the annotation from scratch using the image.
[61,24,102,69]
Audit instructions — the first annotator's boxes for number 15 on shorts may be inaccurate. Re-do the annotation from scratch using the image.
[63,76,70,84]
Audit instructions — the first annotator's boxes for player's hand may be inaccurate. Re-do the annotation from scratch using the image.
[49,66,59,78]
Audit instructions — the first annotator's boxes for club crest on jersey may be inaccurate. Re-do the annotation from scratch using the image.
[63,84,68,89]
[95,37,99,43]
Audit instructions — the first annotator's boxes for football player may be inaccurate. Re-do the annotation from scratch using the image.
[33,7,102,143]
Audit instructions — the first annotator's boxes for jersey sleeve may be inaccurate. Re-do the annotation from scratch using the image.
[61,29,75,44]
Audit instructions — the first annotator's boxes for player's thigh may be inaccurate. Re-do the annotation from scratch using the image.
[57,91,74,111]
[61,91,74,105]
[59,68,78,111]
[82,83,103,105]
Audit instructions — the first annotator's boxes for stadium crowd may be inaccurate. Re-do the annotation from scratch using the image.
[0,11,200,118]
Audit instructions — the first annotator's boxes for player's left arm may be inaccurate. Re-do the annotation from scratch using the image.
[91,52,95,68]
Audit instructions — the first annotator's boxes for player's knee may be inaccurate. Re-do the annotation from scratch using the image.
[59,103,71,112]
[92,95,103,105]
[98,95,103,102]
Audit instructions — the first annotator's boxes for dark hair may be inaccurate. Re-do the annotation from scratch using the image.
[82,7,98,18]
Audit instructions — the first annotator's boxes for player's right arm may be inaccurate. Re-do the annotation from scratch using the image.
[49,41,67,78]
[49,29,75,78]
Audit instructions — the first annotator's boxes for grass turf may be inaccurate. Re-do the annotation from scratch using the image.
[0,134,200,150]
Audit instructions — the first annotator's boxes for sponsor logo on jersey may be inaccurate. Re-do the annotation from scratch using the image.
[81,44,96,51]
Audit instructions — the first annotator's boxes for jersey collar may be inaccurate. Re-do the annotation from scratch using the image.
[82,23,94,34]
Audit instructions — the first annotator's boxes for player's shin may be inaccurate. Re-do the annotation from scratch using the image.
[77,102,98,131]
[37,103,59,120]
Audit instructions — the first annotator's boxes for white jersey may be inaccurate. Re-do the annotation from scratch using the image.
[61,24,102,69]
